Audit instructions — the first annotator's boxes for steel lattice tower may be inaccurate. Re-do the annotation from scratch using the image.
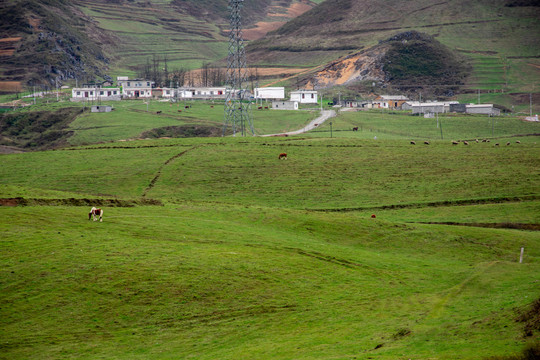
[223,0,254,137]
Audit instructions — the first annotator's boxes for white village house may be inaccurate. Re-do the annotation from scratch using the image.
[290,90,318,104]
[254,87,285,100]
[184,87,226,99]
[116,77,154,98]
[71,86,121,102]
[374,95,409,109]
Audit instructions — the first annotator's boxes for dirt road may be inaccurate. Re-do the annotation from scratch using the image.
[261,109,336,137]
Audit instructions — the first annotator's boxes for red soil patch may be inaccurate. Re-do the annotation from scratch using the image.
[28,17,40,31]
[0,198,20,206]
[0,81,22,92]
[287,1,313,17]
[244,0,314,40]
[0,37,22,43]
[244,21,286,40]
[0,37,21,57]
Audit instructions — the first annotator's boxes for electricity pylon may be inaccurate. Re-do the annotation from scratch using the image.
[223,0,254,136]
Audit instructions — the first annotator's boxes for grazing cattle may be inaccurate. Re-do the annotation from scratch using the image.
[452,141,458,145]
[352,127,358,131]
[264,106,269,110]
[475,139,479,143]
[185,106,190,109]
[210,105,214,108]
[463,141,469,145]
[371,214,376,218]
[258,106,263,110]
[495,143,500,146]
[482,139,487,142]
[516,140,521,144]
[278,153,287,160]
[424,141,430,145]
[178,110,182,112]
[410,141,416,145]
[88,207,103,222]
[156,111,162,114]
[506,142,511,146]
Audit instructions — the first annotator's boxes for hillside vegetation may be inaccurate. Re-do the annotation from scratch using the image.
[0,0,110,88]
[249,0,540,97]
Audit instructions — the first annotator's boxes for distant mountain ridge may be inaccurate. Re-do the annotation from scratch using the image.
[248,0,539,96]
[0,0,316,90]
[0,0,538,99]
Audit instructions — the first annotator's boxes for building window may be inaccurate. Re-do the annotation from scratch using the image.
[147,82,150,86]
[100,91,104,95]
[311,94,314,98]
[76,91,80,96]
[127,82,130,86]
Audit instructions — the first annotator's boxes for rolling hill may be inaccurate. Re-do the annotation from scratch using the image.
[1,0,538,109]
[0,0,318,90]
[248,0,540,96]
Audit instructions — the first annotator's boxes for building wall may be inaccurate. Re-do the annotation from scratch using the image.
[91,105,112,113]
[411,105,445,114]
[255,87,285,99]
[71,88,121,102]
[290,91,318,104]
[466,105,500,116]
[272,101,298,110]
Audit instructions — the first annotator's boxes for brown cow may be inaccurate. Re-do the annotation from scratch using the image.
[278,153,287,160]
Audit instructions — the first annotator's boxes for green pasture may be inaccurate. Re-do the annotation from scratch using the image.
[308,110,540,142]
[1,106,540,358]
[1,201,539,359]
[64,100,317,144]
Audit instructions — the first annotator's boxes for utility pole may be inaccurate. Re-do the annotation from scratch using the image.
[223,0,253,137]
[530,85,534,117]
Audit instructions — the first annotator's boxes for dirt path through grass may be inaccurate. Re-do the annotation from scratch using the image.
[261,109,336,137]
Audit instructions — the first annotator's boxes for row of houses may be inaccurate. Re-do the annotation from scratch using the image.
[340,96,501,116]
[71,78,320,104]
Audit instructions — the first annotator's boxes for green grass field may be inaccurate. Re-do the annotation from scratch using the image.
[1,105,539,359]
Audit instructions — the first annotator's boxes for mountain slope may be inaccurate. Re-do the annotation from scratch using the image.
[306,31,470,96]
[248,0,540,93]
[0,0,317,89]
[0,0,111,91]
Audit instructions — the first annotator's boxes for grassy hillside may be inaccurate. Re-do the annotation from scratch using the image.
[0,99,319,150]
[248,0,540,103]
[1,133,539,359]
[72,0,317,78]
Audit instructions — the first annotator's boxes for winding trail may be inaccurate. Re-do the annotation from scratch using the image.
[261,109,337,137]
